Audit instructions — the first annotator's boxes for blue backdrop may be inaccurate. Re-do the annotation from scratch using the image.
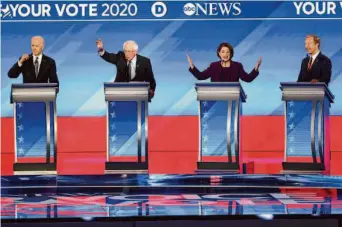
[1,1,342,117]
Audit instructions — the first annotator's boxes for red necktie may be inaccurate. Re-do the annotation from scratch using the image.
[307,57,313,71]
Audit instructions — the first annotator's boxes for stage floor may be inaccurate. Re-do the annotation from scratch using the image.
[1,174,342,220]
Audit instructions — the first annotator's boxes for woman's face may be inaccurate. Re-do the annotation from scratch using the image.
[219,46,231,62]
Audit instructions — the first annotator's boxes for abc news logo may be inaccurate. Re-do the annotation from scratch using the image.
[150,1,242,18]
[183,2,241,16]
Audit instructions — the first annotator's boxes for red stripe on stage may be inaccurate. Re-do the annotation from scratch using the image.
[1,117,14,154]
[1,116,342,175]
[58,117,107,153]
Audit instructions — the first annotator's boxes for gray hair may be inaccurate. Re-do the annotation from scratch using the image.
[31,36,45,46]
[123,40,138,51]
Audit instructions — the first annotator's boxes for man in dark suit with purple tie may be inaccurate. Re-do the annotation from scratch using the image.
[297,34,332,85]
[187,42,262,82]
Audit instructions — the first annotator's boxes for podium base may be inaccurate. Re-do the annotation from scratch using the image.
[13,163,57,175]
[197,162,239,173]
[282,162,325,174]
[105,162,148,174]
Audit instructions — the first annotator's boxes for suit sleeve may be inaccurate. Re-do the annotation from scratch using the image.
[297,59,305,82]
[189,64,212,80]
[146,59,156,91]
[8,58,22,78]
[238,63,259,82]
[320,58,332,84]
[100,51,119,65]
[49,59,59,86]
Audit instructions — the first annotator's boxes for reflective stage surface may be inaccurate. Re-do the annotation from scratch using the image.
[1,174,342,220]
[1,191,342,219]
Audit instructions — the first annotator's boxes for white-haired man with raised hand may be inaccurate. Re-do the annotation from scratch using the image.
[96,39,156,101]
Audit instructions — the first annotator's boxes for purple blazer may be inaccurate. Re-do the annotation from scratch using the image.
[189,60,259,82]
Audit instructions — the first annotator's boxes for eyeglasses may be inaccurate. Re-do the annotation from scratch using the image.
[124,50,136,53]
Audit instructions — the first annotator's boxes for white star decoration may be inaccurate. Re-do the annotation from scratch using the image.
[17,113,23,119]
[110,123,116,130]
[289,148,295,154]
[18,147,24,154]
[18,124,24,131]
[203,147,208,153]
[202,101,208,107]
[289,124,295,130]
[289,136,295,142]
[17,102,23,108]
[289,111,295,118]
[110,111,116,118]
[111,135,117,142]
[110,102,116,107]
[289,101,295,107]
[203,112,210,119]
[203,123,208,130]
[203,135,209,142]
[18,136,24,144]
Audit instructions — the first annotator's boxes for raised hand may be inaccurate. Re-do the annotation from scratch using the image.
[19,54,29,64]
[96,38,104,51]
[254,57,262,71]
[186,52,194,69]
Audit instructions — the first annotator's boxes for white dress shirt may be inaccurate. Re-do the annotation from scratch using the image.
[128,55,137,80]
[309,51,320,65]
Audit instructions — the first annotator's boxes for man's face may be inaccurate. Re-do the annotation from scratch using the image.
[305,37,319,55]
[124,44,137,61]
[31,37,44,56]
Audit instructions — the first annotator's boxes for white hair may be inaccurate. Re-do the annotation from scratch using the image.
[31,36,45,46]
[123,40,138,51]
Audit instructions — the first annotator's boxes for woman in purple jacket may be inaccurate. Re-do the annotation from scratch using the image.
[187,42,262,82]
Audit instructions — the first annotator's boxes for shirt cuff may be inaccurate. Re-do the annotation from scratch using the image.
[18,61,23,67]
[98,49,104,56]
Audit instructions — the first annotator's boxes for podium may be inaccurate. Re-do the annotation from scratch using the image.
[195,82,246,173]
[10,83,59,175]
[280,82,334,174]
[104,82,149,174]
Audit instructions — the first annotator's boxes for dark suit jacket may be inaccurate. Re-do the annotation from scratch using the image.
[8,54,59,86]
[100,51,156,93]
[189,60,259,82]
[297,52,331,85]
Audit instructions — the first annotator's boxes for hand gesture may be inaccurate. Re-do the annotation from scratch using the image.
[96,38,104,50]
[19,54,29,64]
[255,57,262,71]
[186,52,194,69]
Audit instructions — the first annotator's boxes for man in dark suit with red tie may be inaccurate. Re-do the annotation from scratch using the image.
[8,36,59,86]
[96,38,156,101]
[297,34,332,85]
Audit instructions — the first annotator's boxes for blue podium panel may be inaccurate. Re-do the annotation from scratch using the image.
[199,100,238,158]
[285,100,313,157]
[107,101,147,158]
[108,101,138,157]
[285,99,328,159]
[15,102,55,161]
